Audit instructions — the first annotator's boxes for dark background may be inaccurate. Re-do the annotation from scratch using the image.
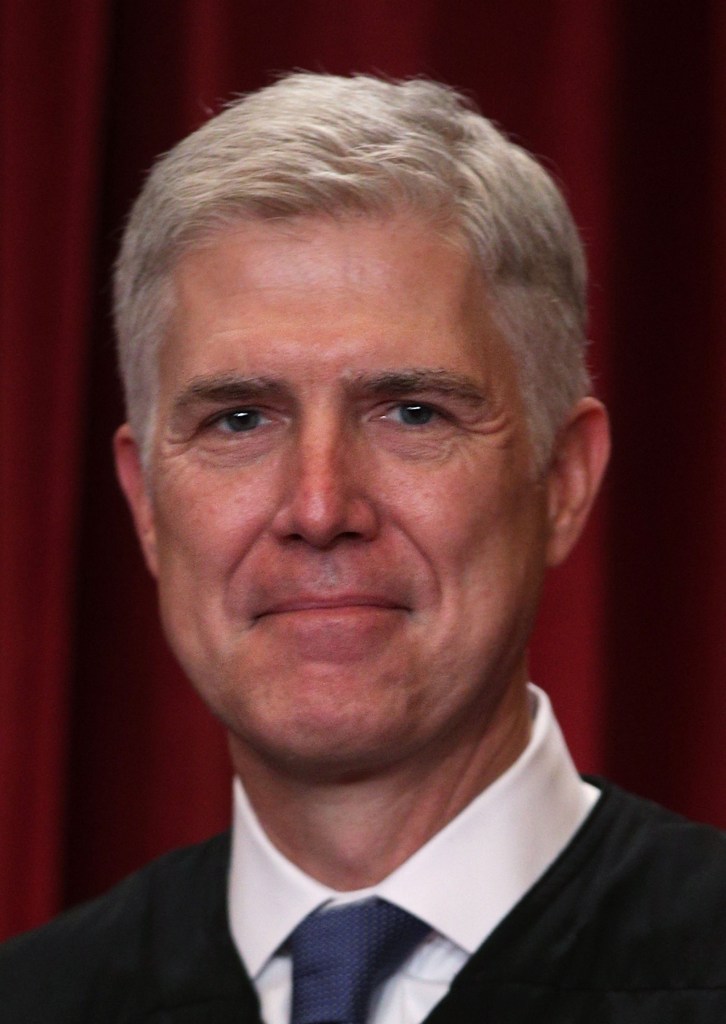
[2,0,725,941]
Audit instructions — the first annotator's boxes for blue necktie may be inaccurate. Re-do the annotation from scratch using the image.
[289,898,429,1024]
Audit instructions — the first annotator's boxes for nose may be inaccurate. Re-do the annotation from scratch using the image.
[271,419,379,548]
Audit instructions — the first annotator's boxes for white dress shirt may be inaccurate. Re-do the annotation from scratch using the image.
[227,685,600,1024]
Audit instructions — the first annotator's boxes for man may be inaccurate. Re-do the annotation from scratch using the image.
[2,73,724,1022]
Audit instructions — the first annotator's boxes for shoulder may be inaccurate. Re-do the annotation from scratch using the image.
[0,833,242,1021]
[566,779,725,962]
[580,778,726,907]
[452,781,726,1020]
[484,779,726,991]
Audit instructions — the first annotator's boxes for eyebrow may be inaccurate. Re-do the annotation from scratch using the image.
[172,374,290,414]
[345,369,489,406]
[171,368,490,416]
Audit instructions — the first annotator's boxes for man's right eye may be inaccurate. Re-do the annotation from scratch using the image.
[215,409,263,433]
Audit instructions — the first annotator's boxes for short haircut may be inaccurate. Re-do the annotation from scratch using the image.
[114,72,591,469]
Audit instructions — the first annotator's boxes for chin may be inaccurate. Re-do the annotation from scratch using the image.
[225,697,419,783]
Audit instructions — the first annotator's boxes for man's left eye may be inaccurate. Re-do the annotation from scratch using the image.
[392,403,437,426]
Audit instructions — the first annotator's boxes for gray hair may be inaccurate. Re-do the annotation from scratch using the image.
[114,72,590,469]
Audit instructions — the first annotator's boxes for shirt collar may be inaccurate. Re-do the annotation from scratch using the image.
[228,685,598,977]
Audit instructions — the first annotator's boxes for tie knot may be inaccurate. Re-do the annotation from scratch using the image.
[289,898,429,1024]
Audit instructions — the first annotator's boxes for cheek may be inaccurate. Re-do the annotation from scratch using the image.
[407,465,506,552]
[152,468,271,582]
[426,473,548,605]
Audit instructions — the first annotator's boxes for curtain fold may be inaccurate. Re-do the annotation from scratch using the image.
[1,0,111,935]
[603,3,724,824]
[2,0,724,941]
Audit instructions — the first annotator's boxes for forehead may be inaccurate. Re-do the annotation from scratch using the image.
[160,214,512,388]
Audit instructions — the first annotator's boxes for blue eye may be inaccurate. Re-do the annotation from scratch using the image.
[220,409,261,432]
[397,404,435,426]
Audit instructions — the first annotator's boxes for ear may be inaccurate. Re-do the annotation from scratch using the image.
[544,397,610,567]
[113,424,159,577]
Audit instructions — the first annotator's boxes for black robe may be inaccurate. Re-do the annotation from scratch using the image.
[1,779,724,1023]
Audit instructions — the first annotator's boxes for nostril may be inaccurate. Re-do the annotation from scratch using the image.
[281,527,373,550]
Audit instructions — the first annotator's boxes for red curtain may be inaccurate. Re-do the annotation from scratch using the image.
[2,0,724,941]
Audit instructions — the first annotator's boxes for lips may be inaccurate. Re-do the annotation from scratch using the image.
[246,590,411,664]
[254,594,407,619]
[242,562,420,626]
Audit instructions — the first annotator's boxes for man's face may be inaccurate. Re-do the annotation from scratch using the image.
[116,214,601,783]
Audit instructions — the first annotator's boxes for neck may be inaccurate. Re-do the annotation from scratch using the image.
[229,682,531,890]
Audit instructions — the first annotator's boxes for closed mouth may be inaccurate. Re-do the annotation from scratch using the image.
[255,595,406,618]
